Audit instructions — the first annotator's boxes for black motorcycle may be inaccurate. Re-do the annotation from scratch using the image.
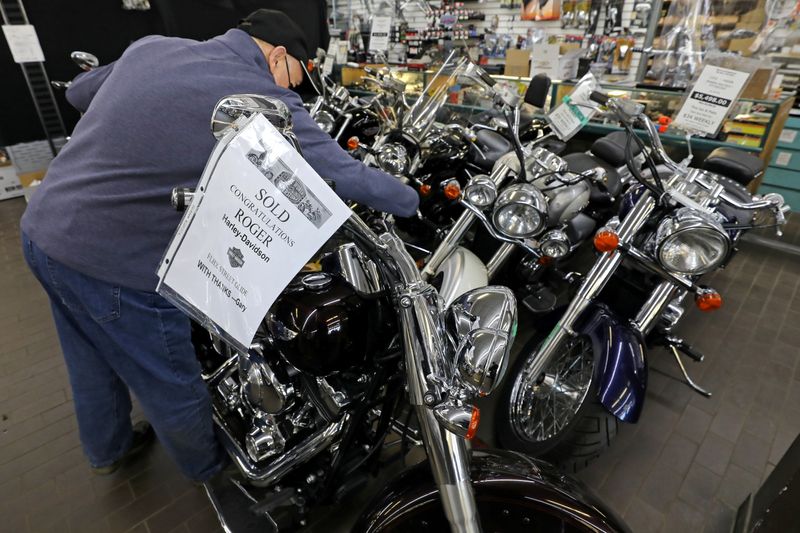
[496,90,789,471]
[167,94,631,532]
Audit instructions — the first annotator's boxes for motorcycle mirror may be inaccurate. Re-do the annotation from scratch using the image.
[210,94,293,139]
[70,51,99,71]
[445,286,517,397]
[524,73,551,108]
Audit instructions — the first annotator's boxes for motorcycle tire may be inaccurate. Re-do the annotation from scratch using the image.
[496,331,619,473]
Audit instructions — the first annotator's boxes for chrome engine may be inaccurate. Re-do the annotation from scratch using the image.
[207,343,361,483]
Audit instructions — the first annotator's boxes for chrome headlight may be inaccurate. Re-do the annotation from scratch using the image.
[539,229,570,258]
[313,110,336,134]
[491,184,547,238]
[655,208,731,275]
[376,143,409,176]
[463,175,497,208]
[445,286,517,397]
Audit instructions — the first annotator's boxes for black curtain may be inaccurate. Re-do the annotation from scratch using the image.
[0,0,329,145]
[0,0,162,145]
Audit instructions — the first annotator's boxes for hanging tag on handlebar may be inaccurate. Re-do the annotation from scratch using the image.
[546,72,600,141]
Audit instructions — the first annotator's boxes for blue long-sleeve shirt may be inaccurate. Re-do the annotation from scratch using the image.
[21,29,418,292]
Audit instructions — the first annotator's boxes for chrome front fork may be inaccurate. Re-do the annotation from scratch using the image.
[422,163,514,280]
[524,193,656,380]
[396,290,481,533]
[382,232,482,533]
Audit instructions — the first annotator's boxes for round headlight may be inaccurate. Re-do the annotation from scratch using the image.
[539,229,570,258]
[491,184,547,239]
[656,209,731,275]
[376,143,409,176]
[463,175,497,208]
[314,110,336,134]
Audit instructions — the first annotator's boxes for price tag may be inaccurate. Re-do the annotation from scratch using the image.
[546,75,599,141]
[2,25,45,63]
[323,39,339,77]
[547,103,584,140]
[157,114,351,353]
[369,16,392,52]
[776,151,792,166]
[779,129,797,144]
[673,65,751,136]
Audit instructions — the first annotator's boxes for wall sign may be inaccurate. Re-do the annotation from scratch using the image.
[2,25,45,63]
[369,16,392,52]
[672,65,751,136]
[157,114,351,353]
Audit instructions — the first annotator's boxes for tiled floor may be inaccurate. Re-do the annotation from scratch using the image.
[1,195,799,532]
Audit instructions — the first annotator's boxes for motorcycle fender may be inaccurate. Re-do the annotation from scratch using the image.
[578,304,647,423]
[352,449,629,533]
[436,246,488,307]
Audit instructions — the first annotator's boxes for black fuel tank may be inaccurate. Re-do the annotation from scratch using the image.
[266,272,391,376]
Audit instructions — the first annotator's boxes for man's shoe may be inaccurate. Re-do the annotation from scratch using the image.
[92,421,156,475]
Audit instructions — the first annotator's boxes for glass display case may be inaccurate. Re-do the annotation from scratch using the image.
[551,80,791,152]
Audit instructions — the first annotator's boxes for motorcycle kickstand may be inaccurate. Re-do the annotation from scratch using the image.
[667,342,712,398]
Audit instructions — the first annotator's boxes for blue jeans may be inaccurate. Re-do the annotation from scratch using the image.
[22,232,225,481]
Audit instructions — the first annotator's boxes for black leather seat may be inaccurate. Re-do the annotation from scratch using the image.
[703,147,763,187]
[469,129,513,171]
[715,175,756,225]
[562,152,622,201]
[590,131,642,168]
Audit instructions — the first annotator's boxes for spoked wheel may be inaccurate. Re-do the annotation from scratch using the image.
[497,335,619,473]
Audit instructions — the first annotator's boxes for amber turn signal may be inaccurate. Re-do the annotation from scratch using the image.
[594,230,619,253]
[419,184,432,196]
[466,406,481,440]
[695,290,723,312]
[443,182,461,200]
[346,136,360,151]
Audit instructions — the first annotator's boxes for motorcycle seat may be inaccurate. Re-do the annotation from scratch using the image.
[702,147,763,187]
[470,129,514,171]
[562,152,622,200]
[590,131,642,168]
[715,174,756,225]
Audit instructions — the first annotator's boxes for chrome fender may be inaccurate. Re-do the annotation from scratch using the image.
[352,449,630,532]
[578,304,648,423]
[436,246,488,307]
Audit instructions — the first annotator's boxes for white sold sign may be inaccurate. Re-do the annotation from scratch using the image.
[157,114,351,353]
[673,65,750,136]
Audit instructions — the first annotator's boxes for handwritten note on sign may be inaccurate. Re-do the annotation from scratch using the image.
[157,114,351,353]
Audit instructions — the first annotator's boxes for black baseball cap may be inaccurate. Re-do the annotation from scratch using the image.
[238,9,310,64]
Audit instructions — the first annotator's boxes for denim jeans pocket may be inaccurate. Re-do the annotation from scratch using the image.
[45,256,122,323]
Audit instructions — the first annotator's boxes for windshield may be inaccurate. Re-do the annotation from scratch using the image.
[404,51,497,139]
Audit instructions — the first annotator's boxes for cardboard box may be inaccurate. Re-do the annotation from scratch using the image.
[6,140,54,203]
[0,163,23,201]
[504,49,531,77]
[740,67,776,100]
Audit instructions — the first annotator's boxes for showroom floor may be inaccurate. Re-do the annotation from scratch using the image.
[1,195,799,533]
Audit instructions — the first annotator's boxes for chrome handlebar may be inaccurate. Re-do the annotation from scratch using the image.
[601,95,788,223]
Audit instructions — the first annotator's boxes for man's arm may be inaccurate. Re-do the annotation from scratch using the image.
[65,61,116,113]
[277,89,420,217]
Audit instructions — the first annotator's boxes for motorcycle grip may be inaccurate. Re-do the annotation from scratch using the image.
[589,91,610,105]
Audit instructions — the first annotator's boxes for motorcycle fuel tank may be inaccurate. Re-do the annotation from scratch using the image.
[266,272,391,376]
